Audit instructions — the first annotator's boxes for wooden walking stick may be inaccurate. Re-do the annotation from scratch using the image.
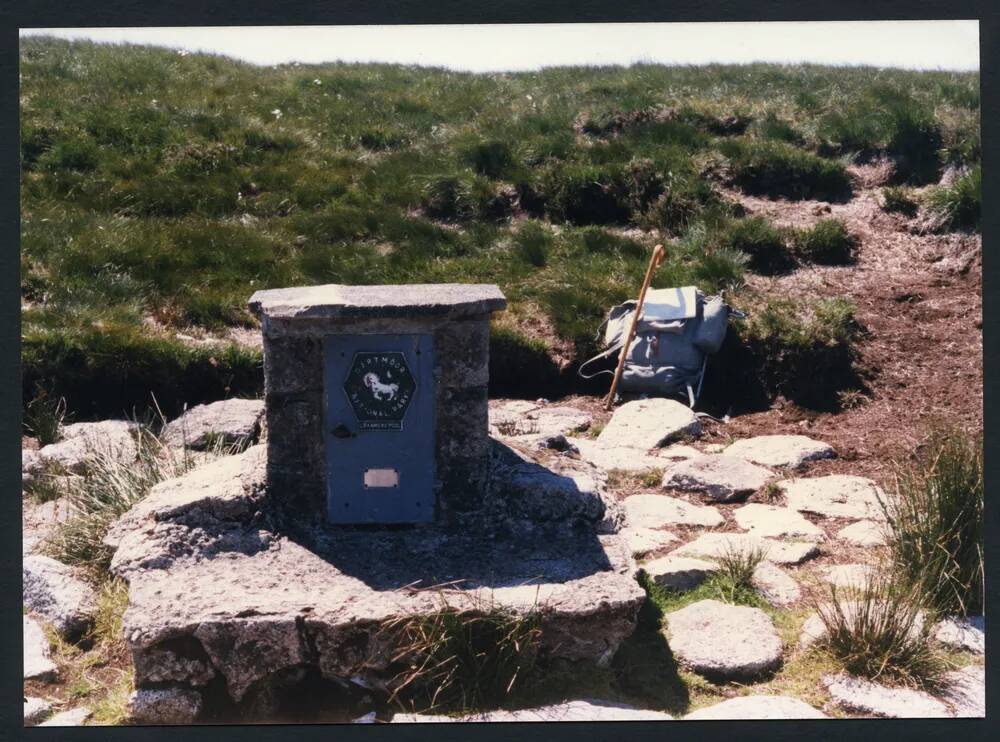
[604,243,666,410]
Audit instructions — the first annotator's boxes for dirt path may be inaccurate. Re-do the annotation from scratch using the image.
[715,163,982,483]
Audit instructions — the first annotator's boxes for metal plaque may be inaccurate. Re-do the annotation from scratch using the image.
[323,333,435,524]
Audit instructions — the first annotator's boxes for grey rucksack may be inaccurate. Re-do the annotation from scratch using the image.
[578,286,742,407]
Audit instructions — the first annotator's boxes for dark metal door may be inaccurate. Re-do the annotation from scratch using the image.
[323,333,435,523]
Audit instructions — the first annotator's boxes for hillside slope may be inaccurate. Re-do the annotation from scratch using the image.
[20,37,981,419]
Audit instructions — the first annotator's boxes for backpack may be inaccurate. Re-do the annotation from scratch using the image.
[578,286,742,407]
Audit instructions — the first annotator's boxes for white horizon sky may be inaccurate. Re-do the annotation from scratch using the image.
[20,21,979,72]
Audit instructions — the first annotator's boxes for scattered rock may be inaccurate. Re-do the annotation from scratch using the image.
[570,437,667,472]
[665,599,783,679]
[836,520,886,547]
[22,555,97,640]
[623,494,724,529]
[598,398,701,450]
[780,476,887,521]
[620,527,679,558]
[393,699,674,722]
[642,556,718,591]
[128,687,203,724]
[163,398,265,449]
[823,674,951,718]
[684,695,826,720]
[733,504,825,541]
[38,706,92,726]
[821,564,875,590]
[662,455,773,502]
[672,533,820,566]
[933,616,984,655]
[24,696,53,726]
[723,435,835,469]
[35,420,140,474]
[23,616,57,682]
[940,665,984,717]
[752,562,801,607]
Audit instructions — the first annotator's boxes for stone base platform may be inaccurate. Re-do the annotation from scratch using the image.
[104,446,645,720]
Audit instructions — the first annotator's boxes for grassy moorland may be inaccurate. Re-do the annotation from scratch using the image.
[20,37,981,419]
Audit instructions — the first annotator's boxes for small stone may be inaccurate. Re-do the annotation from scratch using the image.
[780,476,887,521]
[940,665,984,717]
[37,706,92,726]
[24,696,53,726]
[128,687,203,724]
[799,613,827,649]
[162,399,265,449]
[933,616,984,655]
[703,443,726,454]
[623,494,724,529]
[23,616,57,682]
[733,504,825,541]
[620,527,679,558]
[662,455,773,502]
[684,695,826,720]
[23,555,98,640]
[823,674,951,718]
[672,533,820,566]
[535,433,579,454]
[724,435,835,469]
[821,564,876,590]
[22,448,42,484]
[666,599,783,679]
[837,520,886,547]
[752,562,801,607]
[642,556,718,591]
[598,398,701,451]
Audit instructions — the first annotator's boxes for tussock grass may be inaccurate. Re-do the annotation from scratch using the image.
[376,589,543,714]
[713,542,769,604]
[882,427,984,616]
[881,186,919,217]
[24,384,70,444]
[717,216,794,274]
[923,165,981,232]
[814,572,948,687]
[718,139,852,201]
[41,426,209,581]
[792,218,857,265]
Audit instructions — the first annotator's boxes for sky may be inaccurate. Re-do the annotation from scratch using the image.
[20,21,979,72]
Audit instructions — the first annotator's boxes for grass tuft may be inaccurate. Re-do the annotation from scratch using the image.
[24,384,70,445]
[880,186,919,217]
[376,588,543,714]
[718,216,794,275]
[815,572,948,687]
[882,427,983,616]
[792,218,857,265]
[923,166,981,232]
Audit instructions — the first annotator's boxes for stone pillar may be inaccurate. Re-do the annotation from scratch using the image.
[248,284,506,525]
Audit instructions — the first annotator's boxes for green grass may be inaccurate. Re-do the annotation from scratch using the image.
[19,38,979,417]
[716,216,794,274]
[882,426,984,616]
[792,218,857,265]
[881,186,919,217]
[923,165,981,232]
[24,384,70,444]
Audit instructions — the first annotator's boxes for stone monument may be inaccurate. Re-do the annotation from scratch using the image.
[247,283,506,526]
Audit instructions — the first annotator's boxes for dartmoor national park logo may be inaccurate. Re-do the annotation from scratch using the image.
[344,352,416,430]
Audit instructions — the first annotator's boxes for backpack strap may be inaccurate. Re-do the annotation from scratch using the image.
[578,341,624,379]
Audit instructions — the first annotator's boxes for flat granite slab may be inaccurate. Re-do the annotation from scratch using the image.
[248,283,507,320]
[106,446,645,712]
